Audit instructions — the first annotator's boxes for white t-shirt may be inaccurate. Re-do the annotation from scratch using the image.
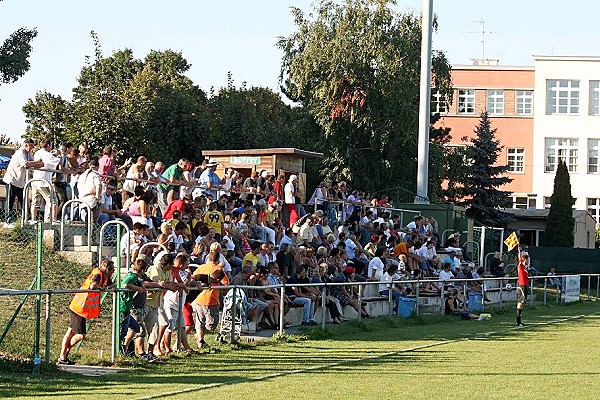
[369,257,385,279]
[203,253,232,273]
[163,269,190,309]
[32,148,60,187]
[284,182,295,204]
[439,270,454,284]
[345,238,357,259]
[100,191,113,211]
[416,245,430,260]
[379,271,401,292]
[2,148,33,188]
[78,169,102,209]
[222,234,235,251]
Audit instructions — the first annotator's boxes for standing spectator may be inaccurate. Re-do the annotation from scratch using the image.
[77,159,103,224]
[119,258,147,357]
[2,138,42,227]
[157,159,189,216]
[53,142,73,220]
[122,156,148,202]
[31,139,61,224]
[191,243,229,349]
[516,254,529,327]
[58,259,115,364]
[198,158,223,200]
[284,174,299,226]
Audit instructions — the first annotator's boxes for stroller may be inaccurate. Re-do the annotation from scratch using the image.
[216,287,249,344]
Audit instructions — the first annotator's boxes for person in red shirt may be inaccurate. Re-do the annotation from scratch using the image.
[516,253,529,327]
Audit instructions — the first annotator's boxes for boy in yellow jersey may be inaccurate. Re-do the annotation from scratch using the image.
[203,200,224,240]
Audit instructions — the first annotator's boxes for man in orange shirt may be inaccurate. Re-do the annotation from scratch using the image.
[191,243,229,348]
[516,253,529,327]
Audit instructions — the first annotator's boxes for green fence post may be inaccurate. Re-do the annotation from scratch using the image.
[112,224,122,362]
[32,221,43,375]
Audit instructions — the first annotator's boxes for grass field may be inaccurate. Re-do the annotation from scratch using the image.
[2,299,600,400]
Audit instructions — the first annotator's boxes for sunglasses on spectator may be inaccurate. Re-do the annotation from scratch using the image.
[107,187,116,191]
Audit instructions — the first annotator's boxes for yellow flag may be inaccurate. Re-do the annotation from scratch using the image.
[503,232,519,251]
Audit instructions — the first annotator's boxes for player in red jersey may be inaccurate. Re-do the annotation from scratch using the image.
[516,253,529,327]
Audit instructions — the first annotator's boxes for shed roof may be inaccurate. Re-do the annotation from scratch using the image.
[201,148,323,159]
[502,208,589,220]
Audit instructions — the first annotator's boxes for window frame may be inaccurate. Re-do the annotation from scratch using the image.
[545,137,579,173]
[507,148,525,174]
[457,89,476,114]
[590,81,600,116]
[487,89,504,115]
[546,79,580,115]
[515,90,533,115]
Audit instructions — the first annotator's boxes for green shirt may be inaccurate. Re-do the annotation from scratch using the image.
[158,164,183,192]
[119,272,142,312]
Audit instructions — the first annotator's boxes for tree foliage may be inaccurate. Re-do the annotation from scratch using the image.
[0,26,37,87]
[542,161,574,247]
[456,111,513,227]
[277,0,453,199]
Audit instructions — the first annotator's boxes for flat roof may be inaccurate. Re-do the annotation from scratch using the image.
[452,65,533,71]
[533,55,600,62]
[202,148,323,159]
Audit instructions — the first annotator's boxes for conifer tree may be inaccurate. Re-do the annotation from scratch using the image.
[458,111,513,227]
[542,161,574,247]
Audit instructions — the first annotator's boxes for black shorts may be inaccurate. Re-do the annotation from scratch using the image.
[517,285,528,305]
[69,309,87,335]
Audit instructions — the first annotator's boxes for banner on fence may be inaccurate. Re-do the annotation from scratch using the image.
[561,275,581,303]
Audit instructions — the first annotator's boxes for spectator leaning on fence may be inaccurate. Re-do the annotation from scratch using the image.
[58,259,115,365]
[2,138,42,227]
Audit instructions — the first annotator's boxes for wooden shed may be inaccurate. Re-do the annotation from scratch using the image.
[201,148,323,203]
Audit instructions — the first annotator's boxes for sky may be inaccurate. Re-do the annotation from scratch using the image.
[1,0,600,142]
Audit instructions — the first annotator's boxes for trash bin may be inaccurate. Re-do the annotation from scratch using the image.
[468,293,483,312]
[398,297,416,318]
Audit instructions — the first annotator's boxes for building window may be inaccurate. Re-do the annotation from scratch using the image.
[546,79,579,115]
[516,90,533,115]
[511,196,536,209]
[431,91,447,114]
[587,198,600,224]
[507,148,525,173]
[545,138,578,173]
[588,139,599,174]
[545,196,577,209]
[457,90,475,114]
[487,90,504,115]
[590,81,600,116]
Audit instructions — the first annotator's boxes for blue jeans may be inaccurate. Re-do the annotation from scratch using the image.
[292,297,313,322]
[379,290,401,312]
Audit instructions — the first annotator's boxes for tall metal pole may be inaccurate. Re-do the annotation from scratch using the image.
[33,222,43,375]
[415,0,434,204]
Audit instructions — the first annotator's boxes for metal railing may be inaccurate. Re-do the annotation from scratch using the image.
[60,199,92,251]
[1,272,598,371]
[22,178,56,225]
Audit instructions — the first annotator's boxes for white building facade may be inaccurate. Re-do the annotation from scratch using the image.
[532,56,600,223]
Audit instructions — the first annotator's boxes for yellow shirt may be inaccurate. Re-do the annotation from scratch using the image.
[203,210,224,234]
[242,252,260,267]
[145,263,172,308]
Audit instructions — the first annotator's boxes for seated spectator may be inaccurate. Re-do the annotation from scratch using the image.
[489,252,506,277]
[438,262,455,291]
[329,266,369,318]
[232,265,277,329]
[445,288,484,320]
[547,267,562,290]
[286,265,318,326]
[310,263,344,324]
[378,264,403,313]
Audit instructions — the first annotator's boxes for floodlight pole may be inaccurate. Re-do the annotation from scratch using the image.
[415,0,434,204]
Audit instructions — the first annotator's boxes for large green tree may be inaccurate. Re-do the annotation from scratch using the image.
[22,33,211,163]
[0,25,37,89]
[457,111,513,227]
[542,161,574,247]
[277,0,453,199]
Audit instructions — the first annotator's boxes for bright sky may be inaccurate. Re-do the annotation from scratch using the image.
[1,0,600,142]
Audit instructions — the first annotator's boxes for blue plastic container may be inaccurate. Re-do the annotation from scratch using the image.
[467,293,483,312]
[397,297,416,318]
